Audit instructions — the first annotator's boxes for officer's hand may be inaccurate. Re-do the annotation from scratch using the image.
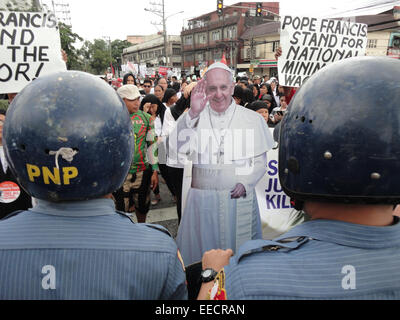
[231,183,246,199]
[202,249,233,272]
[189,79,208,119]
[150,171,159,191]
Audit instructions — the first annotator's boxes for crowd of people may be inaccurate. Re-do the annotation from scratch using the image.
[1,55,400,301]
[98,66,292,226]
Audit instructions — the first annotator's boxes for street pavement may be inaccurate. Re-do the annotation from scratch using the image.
[129,175,180,239]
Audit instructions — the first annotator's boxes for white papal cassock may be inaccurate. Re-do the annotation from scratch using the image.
[168,99,274,266]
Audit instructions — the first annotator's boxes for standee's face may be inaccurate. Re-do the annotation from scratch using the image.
[205,69,234,113]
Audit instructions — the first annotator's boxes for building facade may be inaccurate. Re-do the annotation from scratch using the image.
[180,2,279,76]
[240,6,400,78]
[121,35,182,69]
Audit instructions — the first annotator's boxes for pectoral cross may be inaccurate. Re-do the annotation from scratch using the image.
[215,135,225,164]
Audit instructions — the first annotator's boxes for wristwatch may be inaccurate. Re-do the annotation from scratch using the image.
[200,268,218,283]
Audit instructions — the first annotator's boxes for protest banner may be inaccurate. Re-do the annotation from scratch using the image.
[255,128,305,239]
[278,15,368,87]
[158,66,168,77]
[0,11,67,94]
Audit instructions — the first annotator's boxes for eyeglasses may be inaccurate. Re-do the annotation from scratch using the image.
[143,85,151,88]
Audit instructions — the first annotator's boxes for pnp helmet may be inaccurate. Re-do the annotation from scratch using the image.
[279,56,400,205]
[3,71,134,202]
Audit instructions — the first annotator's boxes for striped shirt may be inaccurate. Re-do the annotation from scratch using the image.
[0,199,187,300]
[223,218,400,299]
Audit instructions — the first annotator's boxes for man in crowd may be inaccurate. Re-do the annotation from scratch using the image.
[116,84,159,223]
[169,62,274,266]
[0,71,187,299]
[0,109,32,218]
[198,56,400,300]
[143,79,153,95]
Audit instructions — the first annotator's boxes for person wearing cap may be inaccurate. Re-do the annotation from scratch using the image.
[168,62,274,266]
[252,75,261,86]
[116,84,159,223]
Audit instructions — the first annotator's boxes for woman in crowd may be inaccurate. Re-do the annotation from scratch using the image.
[123,72,137,85]
[233,85,244,106]
[248,84,260,101]
[154,84,165,102]
[140,94,166,205]
[164,82,196,224]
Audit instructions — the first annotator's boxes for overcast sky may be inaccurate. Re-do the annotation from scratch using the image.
[41,0,400,42]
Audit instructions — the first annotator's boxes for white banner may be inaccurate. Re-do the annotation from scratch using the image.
[0,11,67,94]
[255,128,305,239]
[278,15,367,87]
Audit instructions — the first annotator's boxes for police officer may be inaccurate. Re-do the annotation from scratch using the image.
[0,71,187,300]
[197,56,400,300]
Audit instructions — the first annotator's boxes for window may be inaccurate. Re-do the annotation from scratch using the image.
[197,33,207,44]
[173,48,181,55]
[272,41,280,52]
[367,39,377,49]
[211,30,221,41]
[184,35,193,45]
[225,26,237,39]
[392,36,400,48]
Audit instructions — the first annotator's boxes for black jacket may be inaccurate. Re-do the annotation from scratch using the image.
[0,158,32,219]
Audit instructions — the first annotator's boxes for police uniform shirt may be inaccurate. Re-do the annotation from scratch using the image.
[211,218,400,300]
[0,198,188,300]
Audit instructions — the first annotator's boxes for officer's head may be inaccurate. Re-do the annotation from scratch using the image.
[279,56,400,207]
[3,71,134,202]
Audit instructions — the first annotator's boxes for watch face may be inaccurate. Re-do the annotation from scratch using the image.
[202,269,212,277]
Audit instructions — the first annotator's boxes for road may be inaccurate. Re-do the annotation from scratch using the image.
[129,175,180,239]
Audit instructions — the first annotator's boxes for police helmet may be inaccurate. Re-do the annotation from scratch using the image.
[279,56,400,205]
[3,71,134,201]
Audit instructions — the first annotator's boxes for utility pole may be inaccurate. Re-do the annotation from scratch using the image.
[145,1,183,69]
[145,0,168,68]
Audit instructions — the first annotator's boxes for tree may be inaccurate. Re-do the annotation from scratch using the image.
[111,39,132,76]
[88,39,112,75]
[58,23,84,70]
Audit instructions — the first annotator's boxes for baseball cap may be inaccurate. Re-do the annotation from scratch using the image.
[117,85,140,100]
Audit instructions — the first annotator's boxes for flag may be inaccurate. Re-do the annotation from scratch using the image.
[221,52,227,65]
[110,63,115,77]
